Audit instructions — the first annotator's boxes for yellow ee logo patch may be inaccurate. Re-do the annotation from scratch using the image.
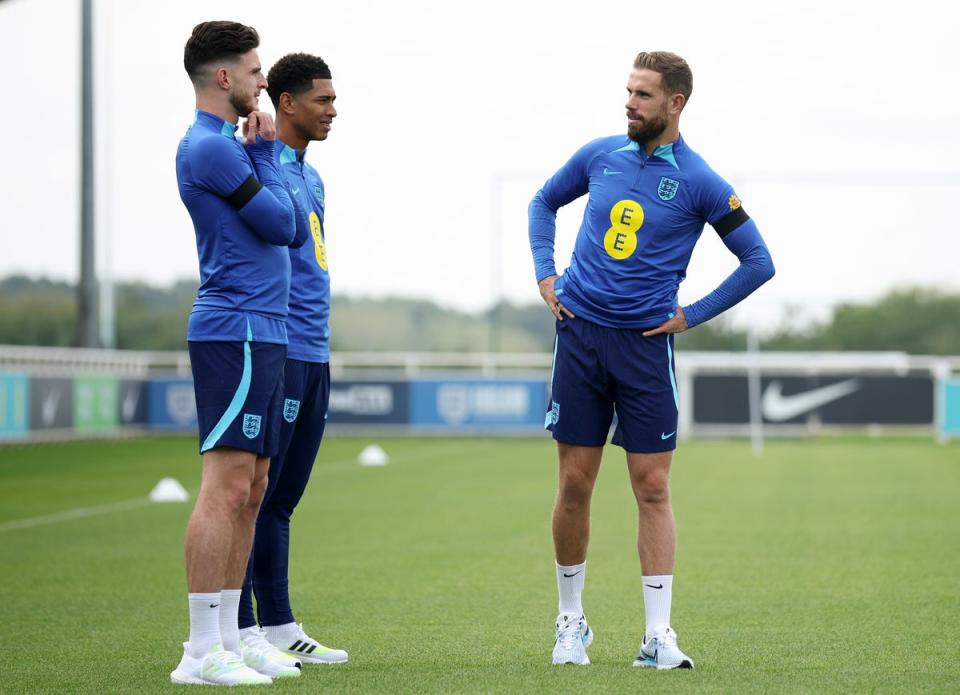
[309,211,328,271]
[603,199,644,260]
[728,194,742,210]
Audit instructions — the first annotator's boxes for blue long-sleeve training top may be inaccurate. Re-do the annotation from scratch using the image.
[176,109,306,344]
[528,134,774,329]
[277,141,331,363]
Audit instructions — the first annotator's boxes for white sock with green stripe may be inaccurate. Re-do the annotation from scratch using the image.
[218,589,243,654]
[187,592,221,658]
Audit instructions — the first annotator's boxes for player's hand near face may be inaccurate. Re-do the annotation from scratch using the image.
[539,275,576,321]
[642,305,688,336]
[242,111,277,144]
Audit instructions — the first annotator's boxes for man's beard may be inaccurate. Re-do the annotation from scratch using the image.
[229,90,256,118]
[627,111,668,144]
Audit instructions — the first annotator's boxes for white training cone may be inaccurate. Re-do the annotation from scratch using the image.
[358,444,388,466]
[149,477,190,503]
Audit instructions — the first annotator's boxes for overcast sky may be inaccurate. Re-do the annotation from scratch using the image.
[1,0,958,331]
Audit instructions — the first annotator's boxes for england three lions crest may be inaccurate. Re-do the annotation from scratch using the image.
[283,398,301,423]
[657,176,680,201]
[242,413,261,439]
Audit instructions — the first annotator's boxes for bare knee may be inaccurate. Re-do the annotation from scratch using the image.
[197,477,251,518]
[558,468,595,510]
[632,472,670,508]
[196,449,260,517]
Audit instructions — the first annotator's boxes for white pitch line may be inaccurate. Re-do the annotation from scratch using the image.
[0,442,491,533]
[0,497,157,533]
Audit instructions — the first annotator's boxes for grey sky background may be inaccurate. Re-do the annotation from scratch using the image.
[1,0,958,331]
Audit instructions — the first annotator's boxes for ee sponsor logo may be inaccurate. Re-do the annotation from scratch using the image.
[603,199,644,260]
[309,211,328,271]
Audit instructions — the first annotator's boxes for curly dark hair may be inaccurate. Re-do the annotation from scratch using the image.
[183,21,260,83]
[267,53,332,108]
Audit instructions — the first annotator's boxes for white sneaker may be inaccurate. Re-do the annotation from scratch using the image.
[241,628,301,679]
[633,627,694,669]
[552,613,593,665]
[170,642,273,685]
[265,622,348,664]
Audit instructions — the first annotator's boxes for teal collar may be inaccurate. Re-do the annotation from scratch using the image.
[612,137,680,170]
[194,109,238,138]
[277,139,307,164]
[279,144,299,165]
[652,142,679,170]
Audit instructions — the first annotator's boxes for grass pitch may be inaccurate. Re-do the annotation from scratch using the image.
[1,435,958,693]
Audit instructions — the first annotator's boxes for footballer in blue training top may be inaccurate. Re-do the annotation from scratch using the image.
[171,21,308,688]
[236,52,348,667]
[529,51,774,670]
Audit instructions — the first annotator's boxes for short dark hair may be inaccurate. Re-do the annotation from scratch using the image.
[267,53,332,108]
[633,51,693,103]
[183,21,260,83]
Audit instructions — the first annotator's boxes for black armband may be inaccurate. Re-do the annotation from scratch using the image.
[225,175,262,209]
[712,206,750,239]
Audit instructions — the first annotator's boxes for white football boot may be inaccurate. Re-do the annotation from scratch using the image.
[240,628,301,678]
[551,613,593,665]
[632,627,694,669]
[170,642,273,685]
[265,622,348,664]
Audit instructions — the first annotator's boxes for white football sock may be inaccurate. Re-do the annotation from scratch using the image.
[218,589,243,654]
[187,592,222,657]
[263,621,299,646]
[642,574,673,636]
[239,625,261,638]
[556,561,586,615]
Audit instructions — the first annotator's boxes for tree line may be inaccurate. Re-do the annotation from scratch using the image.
[1,275,958,355]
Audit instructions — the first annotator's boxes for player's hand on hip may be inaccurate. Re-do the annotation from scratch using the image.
[643,305,688,336]
[242,111,277,144]
[538,275,575,321]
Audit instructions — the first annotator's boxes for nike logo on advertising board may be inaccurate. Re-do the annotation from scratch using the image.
[761,379,860,422]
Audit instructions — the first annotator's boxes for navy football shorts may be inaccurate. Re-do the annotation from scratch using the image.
[545,318,679,453]
[189,340,287,457]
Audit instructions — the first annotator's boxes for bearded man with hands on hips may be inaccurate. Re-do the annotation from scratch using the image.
[529,50,774,670]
